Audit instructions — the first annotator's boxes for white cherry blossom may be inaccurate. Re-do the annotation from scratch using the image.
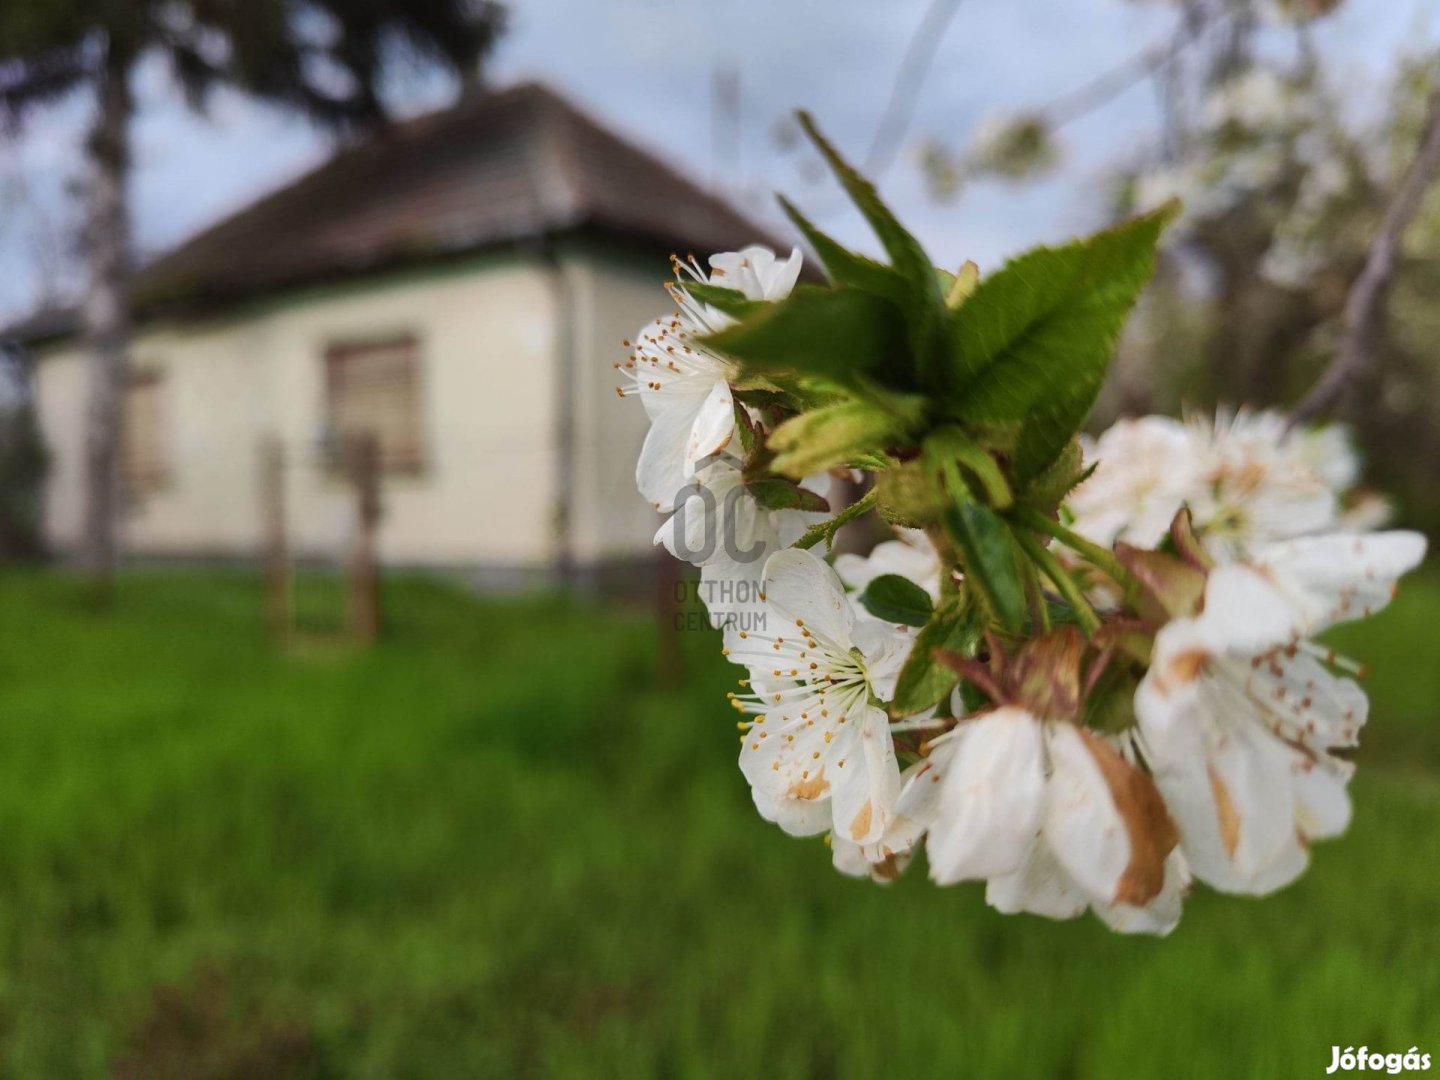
[893,707,1187,934]
[834,528,946,602]
[1068,416,1201,549]
[620,247,803,511]
[728,549,911,854]
[1184,409,1342,560]
[704,246,803,304]
[1135,530,1425,894]
[1067,409,1377,563]
[654,459,830,628]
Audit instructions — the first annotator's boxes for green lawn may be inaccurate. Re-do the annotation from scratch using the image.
[0,567,1436,1079]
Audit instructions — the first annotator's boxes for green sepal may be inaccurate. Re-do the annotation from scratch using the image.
[1020,437,1094,513]
[746,477,830,514]
[733,403,759,458]
[875,458,949,528]
[1081,665,1141,736]
[767,401,904,479]
[891,595,984,715]
[924,426,1013,510]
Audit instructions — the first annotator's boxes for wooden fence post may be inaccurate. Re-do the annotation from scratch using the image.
[348,433,382,644]
[259,435,291,642]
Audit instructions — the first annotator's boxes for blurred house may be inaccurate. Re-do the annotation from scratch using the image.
[4,82,784,584]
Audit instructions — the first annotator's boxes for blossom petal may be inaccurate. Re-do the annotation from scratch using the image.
[850,618,915,702]
[1240,649,1368,751]
[699,558,768,629]
[925,708,1046,885]
[1092,850,1190,936]
[739,706,846,831]
[831,833,911,883]
[709,246,803,301]
[829,705,901,847]
[761,549,855,649]
[636,385,711,511]
[1292,755,1352,841]
[760,246,804,300]
[1198,564,1305,654]
[752,787,831,837]
[1044,724,1178,908]
[984,842,1088,921]
[684,380,736,474]
[1138,656,1305,894]
[1247,531,1428,636]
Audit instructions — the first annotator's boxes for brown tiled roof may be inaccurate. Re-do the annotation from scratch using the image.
[7,82,794,344]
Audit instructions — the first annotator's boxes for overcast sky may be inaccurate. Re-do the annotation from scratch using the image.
[1,0,1434,324]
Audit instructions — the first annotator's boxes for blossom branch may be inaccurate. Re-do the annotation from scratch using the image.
[1289,85,1440,425]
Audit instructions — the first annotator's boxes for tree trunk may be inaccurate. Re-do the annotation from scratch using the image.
[80,46,134,596]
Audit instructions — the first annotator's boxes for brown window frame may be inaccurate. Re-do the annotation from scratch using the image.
[322,335,427,477]
[121,367,171,500]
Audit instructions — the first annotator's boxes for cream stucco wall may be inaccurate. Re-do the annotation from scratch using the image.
[564,252,672,565]
[31,244,669,571]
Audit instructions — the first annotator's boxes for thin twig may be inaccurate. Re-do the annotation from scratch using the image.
[1039,26,1198,129]
[803,3,1207,219]
[864,0,968,177]
[1289,86,1440,425]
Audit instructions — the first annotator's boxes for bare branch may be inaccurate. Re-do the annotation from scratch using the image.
[1038,14,1207,129]
[1289,85,1440,425]
[864,0,967,177]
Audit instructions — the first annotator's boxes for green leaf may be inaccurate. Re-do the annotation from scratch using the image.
[745,477,830,514]
[943,501,1026,634]
[701,285,906,384]
[858,574,934,627]
[949,202,1177,480]
[778,195,907,301]
[795,112,951,396]
[892,597,984,715]
[768,400,904,478]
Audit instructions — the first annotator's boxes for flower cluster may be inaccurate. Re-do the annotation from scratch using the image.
[1066,410,1389,560]
[618,116,1427,935]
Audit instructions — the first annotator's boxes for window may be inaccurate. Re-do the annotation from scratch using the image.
[122,369,170,497]
[324,337,425,474]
